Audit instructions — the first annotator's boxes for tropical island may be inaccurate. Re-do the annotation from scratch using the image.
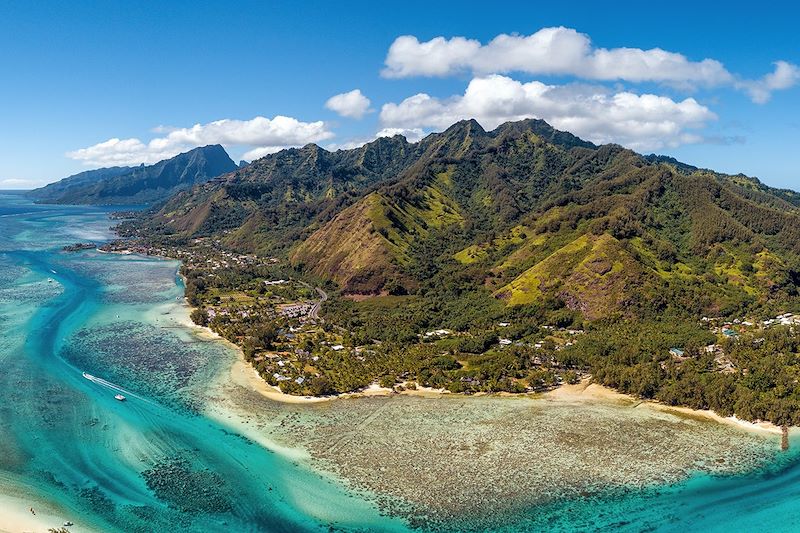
[85,118,800,427]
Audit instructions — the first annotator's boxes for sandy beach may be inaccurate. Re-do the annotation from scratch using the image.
[169,260,790,437]
[0,490,99,533]
[221,319,787,437]
[548,380,785,436]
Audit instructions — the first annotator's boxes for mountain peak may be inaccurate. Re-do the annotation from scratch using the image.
[492,118,596,150]
[445,118,487,137]
[29,145,236,205]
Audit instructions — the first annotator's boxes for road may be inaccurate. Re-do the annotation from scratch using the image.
[308,286,328,321]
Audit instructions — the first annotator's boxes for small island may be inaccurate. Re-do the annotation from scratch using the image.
[62,242,97,252]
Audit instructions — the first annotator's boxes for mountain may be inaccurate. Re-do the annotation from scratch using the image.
[27,166,135,202]
[129,118,800,321]
[29,145,237,205]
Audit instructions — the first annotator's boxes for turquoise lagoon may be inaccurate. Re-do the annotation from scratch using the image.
[1,190,800,532]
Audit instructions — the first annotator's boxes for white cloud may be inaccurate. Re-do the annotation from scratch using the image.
[326,139,371,151]
[383,27,733,86]
[325,89,372,119]
[326,127,428,152]
[379,75,716,151]
[737,61,800,104]
[241,145,291,161]
[375,127,427,143]
[382,27,799,102]
[68,115,334,166]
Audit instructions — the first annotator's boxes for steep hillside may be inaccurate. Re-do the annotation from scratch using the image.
[126,118,800,320]
[30,145,236,205]
[141,135,428,253]
[292,181,462,292]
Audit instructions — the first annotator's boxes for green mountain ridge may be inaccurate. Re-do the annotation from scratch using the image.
[29,144,237,205]
[127,118,800,321]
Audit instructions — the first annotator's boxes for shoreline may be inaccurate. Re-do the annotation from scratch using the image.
[547,380,785,436]
[182,303,788,437]
[161,250,790,438]
[191,304,787,437]
[0,488,100,533]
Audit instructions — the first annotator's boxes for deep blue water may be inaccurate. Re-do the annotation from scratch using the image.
[2,191,800,532]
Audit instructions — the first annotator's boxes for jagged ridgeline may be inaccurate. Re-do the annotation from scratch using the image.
[28,144,237,205]
[130,119,800,319]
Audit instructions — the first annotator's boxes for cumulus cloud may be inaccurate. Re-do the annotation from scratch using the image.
[382,27,799,102]
[324,127,427,152]
[737,61,800,104]
[325,89,372,119]
[325,139,370,151]
[379,75,716,151]
[68,115,334,166]
[375,127,427,143]
[383,27,732,85]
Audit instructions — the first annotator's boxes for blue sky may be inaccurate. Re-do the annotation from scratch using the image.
[0,0,798,189]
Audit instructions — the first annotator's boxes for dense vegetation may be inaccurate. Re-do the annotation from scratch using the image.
[116,118,800,425]
[572,321,800,426]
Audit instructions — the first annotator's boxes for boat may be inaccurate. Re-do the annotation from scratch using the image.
[82,372,93,380]
[114,394,126,401]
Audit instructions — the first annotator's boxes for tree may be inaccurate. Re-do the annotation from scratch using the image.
[190,308,209,326]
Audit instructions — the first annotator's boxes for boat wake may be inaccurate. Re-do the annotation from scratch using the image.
[81,372,151,404]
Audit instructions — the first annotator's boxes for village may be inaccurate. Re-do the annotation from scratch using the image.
[665,312,800,374]
[98,235,800,399]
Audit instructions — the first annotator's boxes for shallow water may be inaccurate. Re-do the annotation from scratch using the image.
[0,192,407,532]
[1,191,800,532]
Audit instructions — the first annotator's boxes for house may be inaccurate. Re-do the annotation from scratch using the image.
[295,377,305,385]
[669,347,685,358]
[499,338,512,346]
[331,344,345,351]
[424,329,452,338]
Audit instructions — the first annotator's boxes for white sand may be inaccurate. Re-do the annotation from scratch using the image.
[0,490,99,533]
[549,380,784,436]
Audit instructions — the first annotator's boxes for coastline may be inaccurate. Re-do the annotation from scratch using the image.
[181,303,787,437]
[169,290,454,404]
[188,299,787,437]
[165,252,789,438]
[0,487,100,533]
[547,380,785,436]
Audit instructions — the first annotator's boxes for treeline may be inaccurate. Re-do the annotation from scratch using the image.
[569,320,800,426]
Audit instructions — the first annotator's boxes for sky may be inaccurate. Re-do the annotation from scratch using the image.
[0,0,799,190]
